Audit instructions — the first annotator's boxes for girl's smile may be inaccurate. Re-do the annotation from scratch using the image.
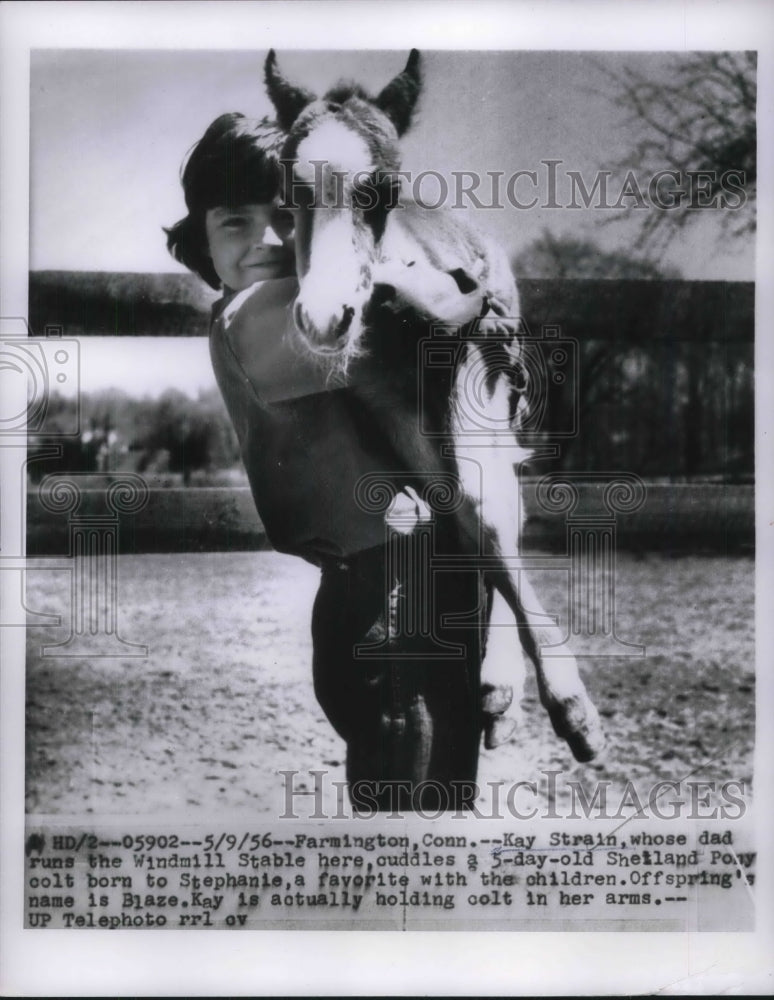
[206,203,294,291]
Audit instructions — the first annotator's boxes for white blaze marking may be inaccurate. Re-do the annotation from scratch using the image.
[295,119,373,180]
[297,210,367,341]
[293,159,317,187]
[293,121,374,343]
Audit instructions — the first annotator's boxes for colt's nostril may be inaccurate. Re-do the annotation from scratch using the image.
[337,305,355,338]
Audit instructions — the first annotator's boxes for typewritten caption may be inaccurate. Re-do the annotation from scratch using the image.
[24,819,754,931]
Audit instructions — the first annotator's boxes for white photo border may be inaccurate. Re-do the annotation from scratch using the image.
[2,0,772,995]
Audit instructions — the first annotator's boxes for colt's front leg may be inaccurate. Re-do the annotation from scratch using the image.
[480,588,524,749]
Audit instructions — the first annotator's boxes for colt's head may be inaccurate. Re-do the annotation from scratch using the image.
[264,51,422,365]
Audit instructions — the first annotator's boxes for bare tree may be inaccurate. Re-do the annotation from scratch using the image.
[512,231,682,280]
[597,52,756,252]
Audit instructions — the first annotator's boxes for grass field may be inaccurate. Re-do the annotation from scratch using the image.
[25,551,755,817]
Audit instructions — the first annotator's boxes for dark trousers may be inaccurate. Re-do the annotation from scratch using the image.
[311,541,487,812]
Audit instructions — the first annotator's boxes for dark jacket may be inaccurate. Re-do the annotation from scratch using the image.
[209,277,411,562]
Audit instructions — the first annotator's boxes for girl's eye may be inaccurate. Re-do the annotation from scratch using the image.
[271,206,294,236]
[221,216,248,229]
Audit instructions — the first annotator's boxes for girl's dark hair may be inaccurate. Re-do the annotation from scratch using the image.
[165,113,286,289]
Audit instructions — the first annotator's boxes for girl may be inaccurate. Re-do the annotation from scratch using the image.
[166,113,516,809]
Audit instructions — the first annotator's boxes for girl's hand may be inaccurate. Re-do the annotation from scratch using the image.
[370,258,486,324]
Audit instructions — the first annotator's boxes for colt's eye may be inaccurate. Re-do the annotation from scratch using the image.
[351,177,401,216]
[380,179,403,210]
[351,185,379,212]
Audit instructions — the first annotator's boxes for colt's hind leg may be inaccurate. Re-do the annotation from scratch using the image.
[535,650,605,764]
[490,569,605,762]
[517,575,604,762]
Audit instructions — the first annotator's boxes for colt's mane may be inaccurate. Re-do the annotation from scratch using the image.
[323,81,371,104]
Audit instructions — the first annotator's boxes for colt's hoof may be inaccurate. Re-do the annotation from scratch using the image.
[481,682,513,717]
[483,713,519,750]
[546,693,606,763]
[481,683,519,749]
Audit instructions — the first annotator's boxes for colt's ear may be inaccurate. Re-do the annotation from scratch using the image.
[264,49,316,131]
[374,49,421,136]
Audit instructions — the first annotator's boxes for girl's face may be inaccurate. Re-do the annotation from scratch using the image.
[205,202,294,292]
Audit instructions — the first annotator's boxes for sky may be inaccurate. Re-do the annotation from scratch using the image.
[71,336,216,400]
[30,48,755,279]
[19,46,758,396]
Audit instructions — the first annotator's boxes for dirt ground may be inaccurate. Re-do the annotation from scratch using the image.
[25,551,755,818]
